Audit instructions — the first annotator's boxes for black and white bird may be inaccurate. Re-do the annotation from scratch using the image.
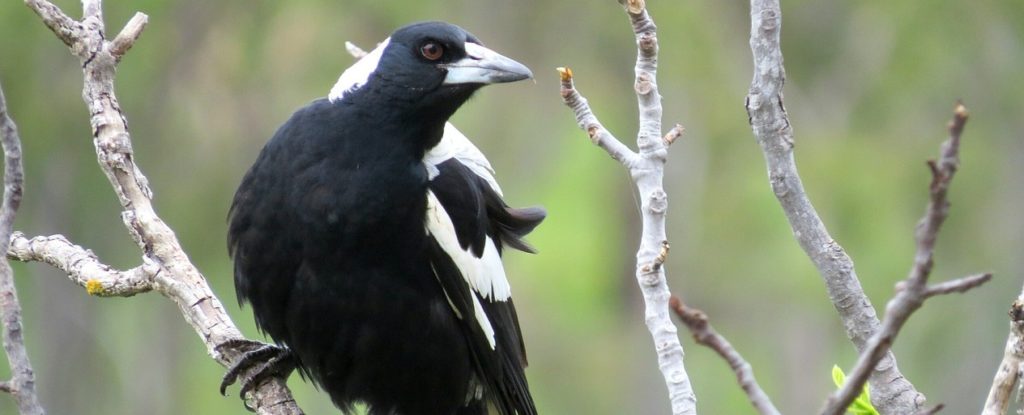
[224,21,545,415]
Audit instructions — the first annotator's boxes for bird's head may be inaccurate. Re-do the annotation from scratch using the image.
[331,22,532,122]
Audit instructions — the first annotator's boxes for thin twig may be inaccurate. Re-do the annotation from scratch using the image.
[557,68,640,168]
[663,124,684,146]
[344,41,368,59]
[924,273,991,298]
[20,1,303,413]
[558,2,695,413]
[109,12,148,60]
[0,82,44,415]
[823,103,988,415]
[669,296,781,415]
[744,1,926,412]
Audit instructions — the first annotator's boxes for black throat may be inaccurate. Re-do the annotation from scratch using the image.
[350,74,480,152]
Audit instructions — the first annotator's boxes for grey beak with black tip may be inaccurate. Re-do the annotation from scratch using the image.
[442,42,533,85]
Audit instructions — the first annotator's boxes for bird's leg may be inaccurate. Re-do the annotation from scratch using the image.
[217,339,297,407]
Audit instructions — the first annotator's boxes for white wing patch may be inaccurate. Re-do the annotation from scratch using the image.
[426,190,514,348]
[470,294,496,349]
[326,37,504,196]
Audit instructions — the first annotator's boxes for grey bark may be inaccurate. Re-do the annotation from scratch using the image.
[18,1,303,413]
[0,80,45,415]
[743,1,925,413]
[558,1,697,413]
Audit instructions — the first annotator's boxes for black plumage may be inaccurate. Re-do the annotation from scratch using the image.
[227,21,543,415]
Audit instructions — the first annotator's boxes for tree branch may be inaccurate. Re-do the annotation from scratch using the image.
[557,67,641,168]
[109,12,148,60]
[558,2,695,413]
[669,296,780,415]
[0,81,45,415]
[744,1,926,412]
[7,232,154,297]
[984,296,1024,415]
[20,1,302,413]
[923,273,991,298]
[823,104,988,415]
[344,41,368,59]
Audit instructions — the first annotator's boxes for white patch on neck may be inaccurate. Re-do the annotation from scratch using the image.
[328,38,390,103]
[328,38,503,198]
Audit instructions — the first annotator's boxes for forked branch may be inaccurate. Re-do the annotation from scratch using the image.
[744,0,925,411]
[17,1,303,413]
[823,104,990,415]
[558,1,694,413]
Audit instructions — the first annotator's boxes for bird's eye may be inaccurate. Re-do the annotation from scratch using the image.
[420,42,444,61]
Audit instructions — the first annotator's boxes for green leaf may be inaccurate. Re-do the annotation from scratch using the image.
[830,365,880,415]
[832,365,846,387]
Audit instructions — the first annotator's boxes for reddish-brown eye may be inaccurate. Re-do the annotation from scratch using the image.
[420,42,444,61]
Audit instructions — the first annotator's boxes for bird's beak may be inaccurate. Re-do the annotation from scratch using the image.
[442,42,533,85]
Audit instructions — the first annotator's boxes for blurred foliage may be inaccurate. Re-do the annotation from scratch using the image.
[0,0,1022,414]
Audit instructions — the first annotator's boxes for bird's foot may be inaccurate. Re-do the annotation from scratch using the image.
[217,339,297,406]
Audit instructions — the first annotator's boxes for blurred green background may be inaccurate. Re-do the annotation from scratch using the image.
[1,0,1022,414]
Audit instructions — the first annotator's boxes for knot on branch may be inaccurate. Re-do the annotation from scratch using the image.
[586,126,600,143]
[663,124,684,146]
[635,72,654,96]
[768,172,789,197]
[759,8,780,32]
[639,32,657,56]
[1010,300,1024,322]
[745,91,762,112]
[620,0,645,15]
[99,131,134,156]
[648,189,667,214]
[647,241,670,272]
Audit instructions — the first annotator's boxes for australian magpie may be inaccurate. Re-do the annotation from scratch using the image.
[223,21,545,415]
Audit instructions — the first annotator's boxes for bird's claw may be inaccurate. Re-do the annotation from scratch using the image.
[217,339,296,410]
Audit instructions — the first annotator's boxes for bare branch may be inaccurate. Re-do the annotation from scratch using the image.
[916,404,946,415]
[344,41,368,59]
[7,232,154,297]
[21,1,303,413]
[983,296,1024,413]
[557,68,640,168]
[559,3,695,414]
[924,273,991,298]
[23,0,79,48]
[109,12,148,60]
[0,81,45,415]
[744,1,925,411]
[663,124,684,147]
[823,104,981,415]
[669,296,780,415]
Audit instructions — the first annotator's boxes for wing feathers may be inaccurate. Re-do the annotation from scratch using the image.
[426,190,511,304]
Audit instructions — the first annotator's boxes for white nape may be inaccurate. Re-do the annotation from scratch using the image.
[328,38,390,103]
[328,37,504,197]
